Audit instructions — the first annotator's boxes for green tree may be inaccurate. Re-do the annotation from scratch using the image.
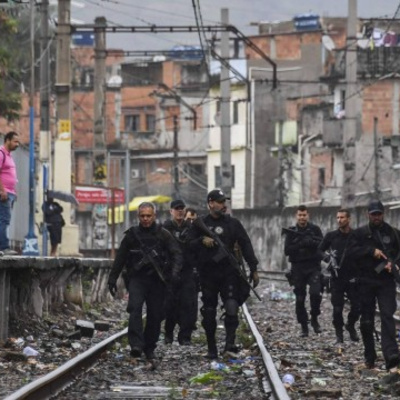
[0,10,21,120]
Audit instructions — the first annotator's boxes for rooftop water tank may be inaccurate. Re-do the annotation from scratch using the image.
[293,13,321,31]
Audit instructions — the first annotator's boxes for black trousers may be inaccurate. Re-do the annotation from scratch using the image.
[291,264,322,324]
[330,278,360,330]
[359,278,399,369]
[164,268,198,342]
[200,266,240,342]
[126,276,166,354]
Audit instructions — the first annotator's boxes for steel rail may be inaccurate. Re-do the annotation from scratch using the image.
[4,328,128,400]
[242,303,291,400]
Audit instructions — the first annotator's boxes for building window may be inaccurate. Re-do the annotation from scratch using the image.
[125,115,140,132]
[233,100,239,124]
[214,165,235,188]
[318,167,325,195]
[145,114,155,132]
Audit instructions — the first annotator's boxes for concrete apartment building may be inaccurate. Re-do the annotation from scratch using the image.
[241,15,400,207]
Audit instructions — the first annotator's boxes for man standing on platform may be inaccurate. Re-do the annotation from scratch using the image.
[0,131,19,255]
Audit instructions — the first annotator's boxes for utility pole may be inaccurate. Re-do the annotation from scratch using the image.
[373,117,380,197]
[220,8,232,201]
[278,120,284,208]
[124,149,130,231]
[94,16,107,151]
[342,0,358,208]
[22,0,39,255]
[92,16,108,250]
[54,0,80,255]
[173,115,180,198]
[40,0,50,256]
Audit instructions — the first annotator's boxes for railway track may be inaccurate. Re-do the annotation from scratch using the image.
[4,285,290,400]
[6,269,400,399]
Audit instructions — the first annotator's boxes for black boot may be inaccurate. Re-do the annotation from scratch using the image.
[224,328,238,353]
[311,317,321,334]
[345,323,360,342]
[300,322,309,337]
[335,328,344,343]
[205,339,218,359]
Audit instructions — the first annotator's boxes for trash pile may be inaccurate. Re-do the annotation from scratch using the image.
[0,300,127,398]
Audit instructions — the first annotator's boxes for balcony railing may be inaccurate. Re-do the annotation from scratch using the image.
[327,47,400,79]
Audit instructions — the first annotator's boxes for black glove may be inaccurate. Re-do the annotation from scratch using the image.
[248,271,260,288]
[108,282,117,298]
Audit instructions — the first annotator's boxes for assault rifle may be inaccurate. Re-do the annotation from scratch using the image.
[193,218,261,301]
[129,228,167,284]
[373,229,400,284]
[281,227,322,243]
[375,256,400,284]
[326,249,340,278]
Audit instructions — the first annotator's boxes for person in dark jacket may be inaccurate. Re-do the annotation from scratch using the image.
[187,189,259,359]
[163,199,198,345]
[319,208,360,343]
[353,200,400,378]
[107,202,182,361]
[284,205,323,337]
[42,195,64,257]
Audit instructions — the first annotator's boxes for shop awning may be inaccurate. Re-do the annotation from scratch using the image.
[108,195,172,224]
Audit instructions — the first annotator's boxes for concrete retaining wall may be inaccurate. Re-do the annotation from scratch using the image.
[234,205,400,272]
[75,205,400,271]
[0,257,113,342]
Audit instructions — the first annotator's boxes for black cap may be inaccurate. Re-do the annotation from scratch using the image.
[207,189,230,202]
[368,200,384,214]
[170,199,186,209]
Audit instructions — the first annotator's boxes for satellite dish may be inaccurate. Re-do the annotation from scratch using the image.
[322,35,335,51]
[357,38,370,49]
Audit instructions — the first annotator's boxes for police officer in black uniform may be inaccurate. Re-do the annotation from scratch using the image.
[319,208,360,343]
[107,202,182,361]
[353,200,400,376]
[163,199,198,345]
[284,205,323,337]
[187,189,259,359]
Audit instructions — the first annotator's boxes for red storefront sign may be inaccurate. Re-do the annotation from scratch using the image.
[75,186,125,204]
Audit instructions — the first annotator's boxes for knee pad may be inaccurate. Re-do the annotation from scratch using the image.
[296,295,306,303]
[360,319,374,333]
[224,299,239,316]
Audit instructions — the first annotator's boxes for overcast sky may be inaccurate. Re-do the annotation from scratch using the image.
[71,0,400,51]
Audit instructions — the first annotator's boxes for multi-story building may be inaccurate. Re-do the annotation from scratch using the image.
[242,14,400,207]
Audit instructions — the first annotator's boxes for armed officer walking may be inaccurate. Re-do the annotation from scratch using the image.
[187,189,259,359]
[353,200,400,378]
[284,205,323,337]
[163,199,198,345]
[319,209,360,343]
[107,202,182,361]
